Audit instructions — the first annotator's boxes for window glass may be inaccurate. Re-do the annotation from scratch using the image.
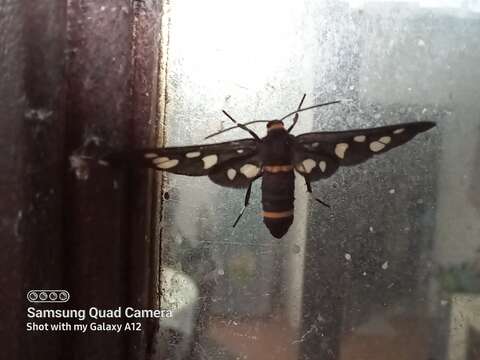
[157,1,480,359]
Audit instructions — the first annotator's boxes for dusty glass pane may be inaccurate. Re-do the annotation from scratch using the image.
[156,1,480,360]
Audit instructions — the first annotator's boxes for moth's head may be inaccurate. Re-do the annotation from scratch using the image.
[266,120,285,131]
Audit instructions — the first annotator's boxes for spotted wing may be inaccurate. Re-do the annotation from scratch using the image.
[207,154,263,188]
[106,138,261,188]
[293,121,435,181]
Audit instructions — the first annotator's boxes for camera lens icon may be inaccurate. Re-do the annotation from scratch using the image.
[58,291,69,301]
[27,291,38,302]
[27,290,70,303]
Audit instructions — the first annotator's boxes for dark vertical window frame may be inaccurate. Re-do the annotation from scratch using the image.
[0,0,167,358]
[64,0,131,358]
[129,0,169,358]
[0,0,67,359]
[63,0,166,359]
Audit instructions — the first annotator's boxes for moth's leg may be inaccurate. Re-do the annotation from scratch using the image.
[287,93,307,133]
[304,177,331,208]
[233,182,253,227]
[233,176,260,227]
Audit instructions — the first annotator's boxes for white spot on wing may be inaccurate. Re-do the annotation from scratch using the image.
[302,159,316,173]
[335,143,349,159]
[379,136,391,144]
[153,157,170,164]
[369,141,385,152]
[311,142,319,147]
[157,159,179,169]
[240,164,260,178]
[354,135,366,142]
[186,151,201,158]
[319,161,327,172]
[393,128,405,134]
[295,164,306,173]
[236,149,244,154]
[202,154,218,169]
[144,153,157,159]
[227,168,237,180]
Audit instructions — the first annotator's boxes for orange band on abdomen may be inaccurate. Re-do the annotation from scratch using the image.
[262,210,294,219]
[267,123,284,131]
[263,165,294,173]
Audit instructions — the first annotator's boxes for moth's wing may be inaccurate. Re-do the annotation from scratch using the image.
[294,121,435,181]
[292,149,340,181]
[106,138,261,188]
[207,154,263,188]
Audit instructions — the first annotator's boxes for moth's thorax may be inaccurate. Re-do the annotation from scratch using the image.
[261,125,294,166]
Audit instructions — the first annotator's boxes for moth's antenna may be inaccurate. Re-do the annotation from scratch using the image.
[222,110,261,140]
[204,120,270,140]
[205,99,341,141]
[279,100,341,122]
[287,93,307,133]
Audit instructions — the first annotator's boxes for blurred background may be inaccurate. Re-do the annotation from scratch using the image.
[158,1,480,360]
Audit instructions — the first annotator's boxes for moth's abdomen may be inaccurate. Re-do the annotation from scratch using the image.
[261,170,295,238]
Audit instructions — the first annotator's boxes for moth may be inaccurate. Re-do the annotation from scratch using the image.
[104,95,435,238]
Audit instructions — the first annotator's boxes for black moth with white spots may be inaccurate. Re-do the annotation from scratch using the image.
[107,98,435,238]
